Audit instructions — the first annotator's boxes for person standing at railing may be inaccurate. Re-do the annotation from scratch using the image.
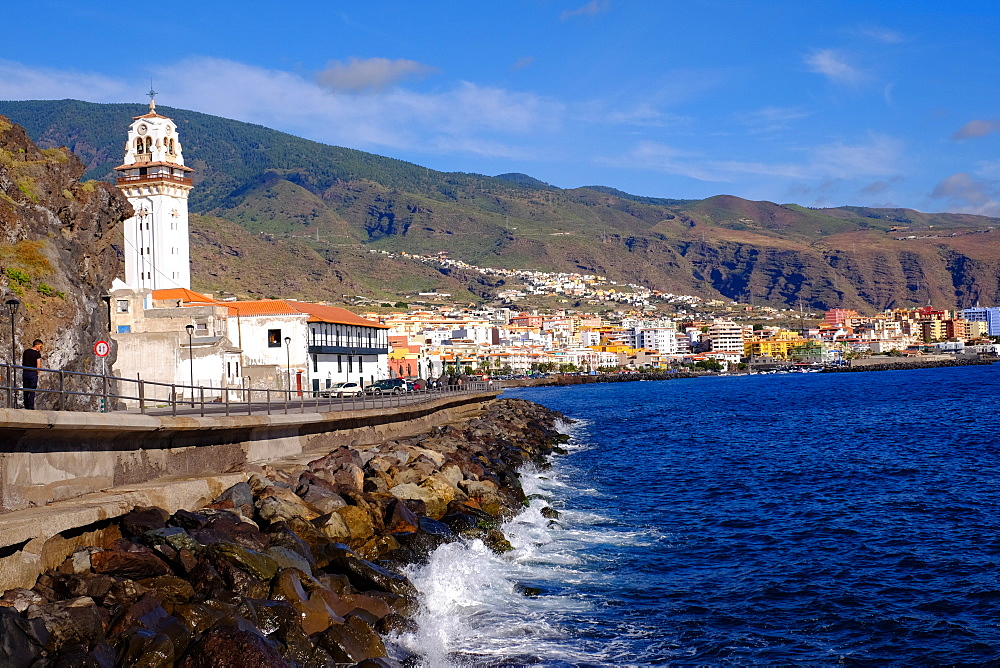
[21,339,42,410]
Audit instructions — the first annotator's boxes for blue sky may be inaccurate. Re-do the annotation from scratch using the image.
[3,1,999,215]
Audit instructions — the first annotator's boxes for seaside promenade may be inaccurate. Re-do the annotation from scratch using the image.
[0,383,499,592]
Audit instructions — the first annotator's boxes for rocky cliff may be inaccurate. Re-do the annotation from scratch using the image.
[0,117,130,409]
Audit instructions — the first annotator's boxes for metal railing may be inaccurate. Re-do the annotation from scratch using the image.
[0,363,490,417]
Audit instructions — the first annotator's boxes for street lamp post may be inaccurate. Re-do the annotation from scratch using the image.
[185,324,194,406]
[6,299,19,408]
[284,336,292,399]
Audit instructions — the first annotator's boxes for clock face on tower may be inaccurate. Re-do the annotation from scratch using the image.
[137,124,148,135]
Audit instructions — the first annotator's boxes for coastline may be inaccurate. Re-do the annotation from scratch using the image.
[0,398,569,666]
[819,357,995,373]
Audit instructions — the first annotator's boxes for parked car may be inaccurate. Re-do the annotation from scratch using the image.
[364,378,407,395]
[319,381,362,397]
[405,378,428,391]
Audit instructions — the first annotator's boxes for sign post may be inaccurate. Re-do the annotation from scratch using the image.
[94,340,110,412]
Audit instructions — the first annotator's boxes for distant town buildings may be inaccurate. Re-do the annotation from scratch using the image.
[101,99,999,396]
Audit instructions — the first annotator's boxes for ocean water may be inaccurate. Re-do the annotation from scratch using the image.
[395,364,1000,666]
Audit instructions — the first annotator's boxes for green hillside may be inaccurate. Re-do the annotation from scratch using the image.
[3,98,1000,311]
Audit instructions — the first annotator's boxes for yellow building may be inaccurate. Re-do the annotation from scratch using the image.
[744,329,810,360]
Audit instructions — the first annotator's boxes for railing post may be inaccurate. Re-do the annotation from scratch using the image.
[199,387,205,417]
[267,388,272,416]
[139,379,146,414]
[102,372,108,413]
[171,385,177,417]
[225,384,230,417]
[58,370,65,411]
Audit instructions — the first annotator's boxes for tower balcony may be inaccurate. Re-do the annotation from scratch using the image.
[116,173,193,187]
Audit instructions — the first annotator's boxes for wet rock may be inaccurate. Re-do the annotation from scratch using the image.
[91,547,171,580]
[120,507,170,538]
[389,483,448,519]
[204,543,279,581]
[335,505,376,542]
[140,526,200,554]
[173,600,235,635]
[314,511,351,540]
[115,628,178,667]
[482,529,514,554]
[541,506,561,519]
[136,576,195,607]
[187,561,227,600]
[101,579,144,611]
[297,483,348,514]
[384,499,420,535]
[168,509,211,532]
[265,524,317,568]
[53,642,116,667]
[27,596,108,652]
[317,615,386,663]
[376,612,417,636]
[270,568,344,635]
[266,546,313,574]
[0,587,47,613]
[177,622,291,668]
[190,513,268,553]
[58,574,117,602]
[247,599,318,665]
[354,657,404,668]
[316,544,416,597]
[214,482,253,509]
[257,493,318,525]
[0,606,48,665]
[58,547,100,576]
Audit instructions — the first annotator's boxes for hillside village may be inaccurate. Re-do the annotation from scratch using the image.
[10,100,994,401]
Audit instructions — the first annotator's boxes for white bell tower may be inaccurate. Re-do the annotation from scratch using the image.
[115,90,194,290]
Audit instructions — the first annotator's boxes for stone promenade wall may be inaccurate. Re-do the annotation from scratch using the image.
[0,392,497,514]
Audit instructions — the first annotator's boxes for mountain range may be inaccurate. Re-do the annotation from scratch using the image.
[2,98,999,312]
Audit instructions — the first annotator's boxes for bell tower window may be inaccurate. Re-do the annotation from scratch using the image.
[135,138,144,154]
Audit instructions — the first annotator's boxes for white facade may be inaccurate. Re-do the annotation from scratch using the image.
[708,320,746,356]
[636,326,678,354]
[115,98,193,291]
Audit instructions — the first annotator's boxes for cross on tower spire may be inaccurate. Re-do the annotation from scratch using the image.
[147,82,158,113]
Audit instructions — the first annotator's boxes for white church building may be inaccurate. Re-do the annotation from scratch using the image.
[108,96,389,401]
[115,96,193,291]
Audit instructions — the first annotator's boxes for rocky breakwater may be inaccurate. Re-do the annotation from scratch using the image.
[0,398,569,666]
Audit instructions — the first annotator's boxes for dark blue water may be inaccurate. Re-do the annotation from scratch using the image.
[478,365,1000,665]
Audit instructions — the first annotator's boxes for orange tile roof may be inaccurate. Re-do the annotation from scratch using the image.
[223,300,301,317]
[287,301,388,329]
[152,288,217,304]
[151,291,384,326]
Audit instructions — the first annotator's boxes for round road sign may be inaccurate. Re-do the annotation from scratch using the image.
[94,340,110,357]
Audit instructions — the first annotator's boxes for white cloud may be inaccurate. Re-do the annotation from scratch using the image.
[560,0,610,20]
[811,135,903,179]
[0,58,561,161]
[858,26,905,44]
[952,119,1000,140]
[316,57,438,93]
[805,49,866,86]
[737,106,811,133]
[610,134,903,185]
[0,59,130,102]
[930,173,1000,216]
[511,56,535,71]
